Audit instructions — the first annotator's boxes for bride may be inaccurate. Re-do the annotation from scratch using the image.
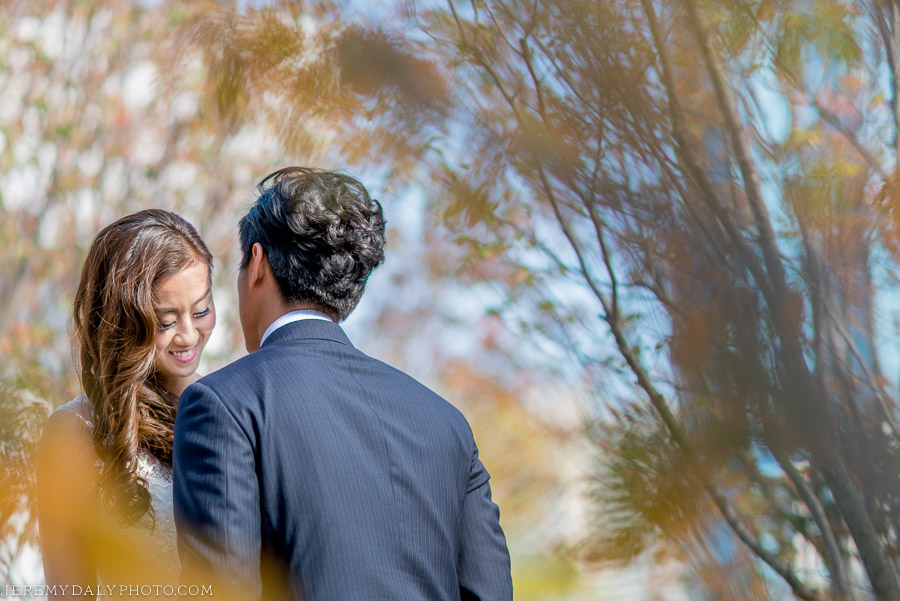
[37,209,216,598]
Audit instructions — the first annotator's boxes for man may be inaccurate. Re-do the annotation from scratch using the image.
[173,167,512,600]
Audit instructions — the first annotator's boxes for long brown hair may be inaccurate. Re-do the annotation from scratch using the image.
[72,209,213,524]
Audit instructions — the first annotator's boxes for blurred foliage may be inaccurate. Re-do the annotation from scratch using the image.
[438,360,589,598]
[0,379,49,579]
[19,0,900,598]
[0,0,598,596]
[271,0,900,599]
[1,324,64,578]
[587,403,708,564]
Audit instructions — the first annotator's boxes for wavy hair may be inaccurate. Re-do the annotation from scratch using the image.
[72,209,212,525]
[238,167,386,321]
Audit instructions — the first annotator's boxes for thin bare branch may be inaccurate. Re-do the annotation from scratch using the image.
[824,299,900,439]
[872,0,900,172]
[640,0,778,312]
[681,0,788,299]
[807,96,885,178]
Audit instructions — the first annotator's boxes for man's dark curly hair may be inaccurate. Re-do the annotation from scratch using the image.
[239,167,386,321]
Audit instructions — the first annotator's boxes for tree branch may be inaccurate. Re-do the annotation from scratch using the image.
[771,445,850,600]
[872,0,900,173]
[640,0,778,313]
[681,0,788,300]
[538,145,821,600]
[680,4,900,598]
[821,457,900,601]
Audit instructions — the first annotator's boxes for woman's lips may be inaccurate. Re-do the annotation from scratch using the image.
[170,345,198,363]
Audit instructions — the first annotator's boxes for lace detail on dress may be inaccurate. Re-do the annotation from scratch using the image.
[134,449,180,579]
[54,396,181,594]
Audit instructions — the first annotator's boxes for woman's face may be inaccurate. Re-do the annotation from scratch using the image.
[152,260,216,386]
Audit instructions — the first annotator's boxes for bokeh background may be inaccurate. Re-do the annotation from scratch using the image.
[5,1,900,600]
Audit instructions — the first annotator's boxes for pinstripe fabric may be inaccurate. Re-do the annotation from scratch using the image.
[173,319,512,601]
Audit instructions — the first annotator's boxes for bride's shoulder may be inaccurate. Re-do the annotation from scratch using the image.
[37,396,100,536]
[39,395,96,462]
[54,395,93,424]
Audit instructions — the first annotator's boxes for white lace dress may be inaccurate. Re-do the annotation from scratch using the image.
[56,396,180,595]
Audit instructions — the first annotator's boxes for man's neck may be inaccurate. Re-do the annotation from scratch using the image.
[257,304,336,349]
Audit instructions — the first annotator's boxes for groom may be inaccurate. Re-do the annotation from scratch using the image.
[173,168,512,600]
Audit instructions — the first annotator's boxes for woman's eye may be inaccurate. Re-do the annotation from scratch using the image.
[158,321,176,331]
[194,308,211,318]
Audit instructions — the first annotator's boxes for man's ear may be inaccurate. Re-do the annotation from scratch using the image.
[248,242,269,287]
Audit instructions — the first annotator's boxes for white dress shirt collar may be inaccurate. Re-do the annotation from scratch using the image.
[259,309,334,347]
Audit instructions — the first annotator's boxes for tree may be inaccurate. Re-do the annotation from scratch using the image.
[353,0,900,599]
[1,2,591,596]
[172,0,900,596]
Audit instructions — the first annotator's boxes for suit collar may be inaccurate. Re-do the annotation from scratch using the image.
[259,309,333,347]
[259,318,352,349]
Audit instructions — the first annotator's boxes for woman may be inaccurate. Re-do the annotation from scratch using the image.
[37,209,216,597]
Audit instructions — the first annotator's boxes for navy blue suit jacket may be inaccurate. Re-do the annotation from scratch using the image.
[173,319,512,600]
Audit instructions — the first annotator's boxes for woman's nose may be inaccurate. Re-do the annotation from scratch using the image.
[173,319,199,347]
